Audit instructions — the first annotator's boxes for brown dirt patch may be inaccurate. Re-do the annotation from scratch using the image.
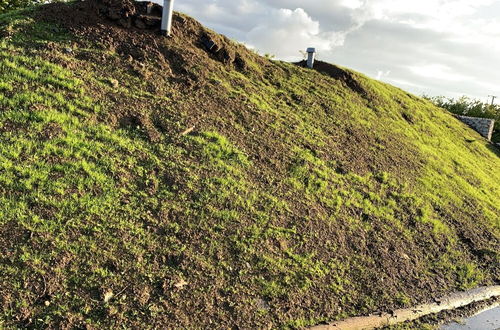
[39,122,64,141]
[37,0,256,71]
[297,60,368,97]
[2,2,496,328]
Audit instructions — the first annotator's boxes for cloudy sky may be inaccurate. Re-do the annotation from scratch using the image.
[170,0,500,101]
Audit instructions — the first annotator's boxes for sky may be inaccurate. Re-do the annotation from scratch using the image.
[170,0,500,101]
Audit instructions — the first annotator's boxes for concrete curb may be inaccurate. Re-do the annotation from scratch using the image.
[310,286,500,330]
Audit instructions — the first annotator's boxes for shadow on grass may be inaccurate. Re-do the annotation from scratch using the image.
[486,143,500,157]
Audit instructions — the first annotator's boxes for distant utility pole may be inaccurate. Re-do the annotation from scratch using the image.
[488,95,497,106]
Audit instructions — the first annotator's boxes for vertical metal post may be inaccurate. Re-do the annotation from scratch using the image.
[488,95,497,106]
[161,0,175,36]
[306,47,316,69]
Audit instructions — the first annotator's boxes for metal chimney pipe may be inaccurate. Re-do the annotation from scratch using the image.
[306,47,316,69]
[161,0,175,36]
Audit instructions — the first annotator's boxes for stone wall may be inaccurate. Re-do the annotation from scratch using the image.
[456,115,495,141]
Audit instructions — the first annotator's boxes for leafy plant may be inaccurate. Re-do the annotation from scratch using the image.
[424,95,500,142]
[0,0,44,13]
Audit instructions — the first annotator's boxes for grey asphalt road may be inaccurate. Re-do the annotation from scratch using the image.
[441,305,500,330]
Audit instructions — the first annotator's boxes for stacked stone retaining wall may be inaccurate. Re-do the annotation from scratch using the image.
[456,115,495,141]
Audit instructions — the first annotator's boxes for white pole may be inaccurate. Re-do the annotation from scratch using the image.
[306,47,316,69]
[161,0,175,36]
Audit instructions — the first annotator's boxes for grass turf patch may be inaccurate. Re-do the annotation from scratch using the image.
[0,4,499,328]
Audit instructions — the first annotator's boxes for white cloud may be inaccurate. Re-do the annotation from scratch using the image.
[409,64,472,82]
[340,0,363,10]
[376,70,391,80]
[246,8,345,60]
[170,0,500,99]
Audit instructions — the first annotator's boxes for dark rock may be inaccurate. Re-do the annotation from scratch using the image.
[136,1,162,16]
[119,17,132,28]
[141,15,161,27]
[216,47,235,65]
[201,37,218,53]
[234,54,247,71]
[135,18,146,29]
[148,3,163,16]
[108,10,121,20]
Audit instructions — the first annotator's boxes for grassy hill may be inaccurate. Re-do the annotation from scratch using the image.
[0,1,499,328]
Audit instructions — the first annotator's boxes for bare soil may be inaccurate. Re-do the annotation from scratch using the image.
[0,1,498,328]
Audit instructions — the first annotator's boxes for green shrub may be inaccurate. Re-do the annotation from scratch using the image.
[0,0,42,13]
[424,95,500,142]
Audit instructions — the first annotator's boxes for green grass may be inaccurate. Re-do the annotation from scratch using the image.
[0,5,499,329]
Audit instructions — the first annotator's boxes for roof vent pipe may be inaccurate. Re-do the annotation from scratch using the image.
[161,0,175,36]
[306,47,316,69]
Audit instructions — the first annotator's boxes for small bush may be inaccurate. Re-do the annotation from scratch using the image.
[0,0,43,13]
[424,95,500,142]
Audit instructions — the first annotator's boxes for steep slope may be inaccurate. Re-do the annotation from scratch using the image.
[0,1,499,328]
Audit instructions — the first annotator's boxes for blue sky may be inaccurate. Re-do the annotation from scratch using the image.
[166,0,500,101]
